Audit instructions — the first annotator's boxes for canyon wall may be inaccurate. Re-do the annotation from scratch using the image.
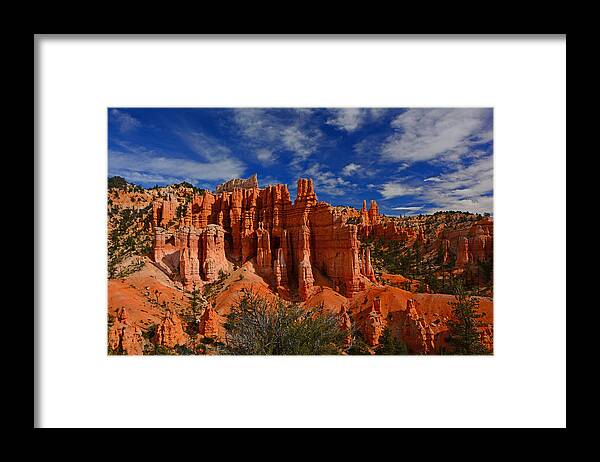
[150,176,492,300]
[151,178,378,300]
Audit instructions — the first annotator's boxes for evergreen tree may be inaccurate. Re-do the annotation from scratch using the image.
[108,175,128,190]
[184,284,206,339]
[376,326,409,355]
[445,283,489,354]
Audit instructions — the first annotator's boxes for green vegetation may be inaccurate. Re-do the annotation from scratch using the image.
[346,330,372,355]
[203,270,229,302]
[108,176,146,193]
[444,283,490,355]
[173,181,207,195]
[365,238,409,277]
[181,285,207,338]
[107,313,120,355]
[365,236,488,296]
[107,204,153,279]
[376,326,409,355]
[223,291,347,355]
[108,176,129,189]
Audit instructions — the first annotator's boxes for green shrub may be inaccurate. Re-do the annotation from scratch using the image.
[108,176,129,189]
[224,292,347,355]
[107,204,152,279]
[376,327,409,355]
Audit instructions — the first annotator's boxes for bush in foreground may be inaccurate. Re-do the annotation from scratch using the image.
[224,291,347,355]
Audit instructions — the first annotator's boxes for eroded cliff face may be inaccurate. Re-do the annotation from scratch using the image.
[115,176,495,355]
[443,218,493,268]
[150,178,375,301]
[350,287,493,354]
[108,307,143,355]
[153,308,187,348]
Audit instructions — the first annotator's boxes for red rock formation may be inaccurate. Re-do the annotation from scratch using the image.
[339,305,352,349]
[441,217,493,268]
[416,225,425,245]
[360,200,369,226]
[361,247,377,283]
[150,176,492,303]
[108,307,143,355]
[152,194,178,228]
[455,236,471,268]
[294,178,317,208]
[296,224,315,300]
[216,174,258,194]
[480,323,494,352]
[201,224,228,282]
[399,299,435,354]
[368,200,379,225]
[310,204,362,298]
[199,305,222,340]
[273,247,288,287]
[153,308,187,348]
[439,239,450,265]
[255,222,272,278]
[153,227,166,263]
[364,299,385,347]
[350,287,493,355]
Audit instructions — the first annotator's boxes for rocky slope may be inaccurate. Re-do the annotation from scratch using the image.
[107,175,493,355]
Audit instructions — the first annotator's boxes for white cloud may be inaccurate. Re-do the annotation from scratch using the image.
[326,109,363,132]
[233,109,322,165]
[327,108,387,132]
[424,177,443,182]
[256,148,276,164]
[174,128,231,161]
[379,155,493,214]
[282,125,320,161]
[341,163,361,176]
[392,206,423,211]
[381,108,492,165]
[107,170,186,186]
[380,182,423,199]
[110,109,141,132]
[234,109,281,145]
[304,163,353,196]
[109,149,245,183]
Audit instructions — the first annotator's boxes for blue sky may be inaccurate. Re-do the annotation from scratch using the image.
[108,108,493,215]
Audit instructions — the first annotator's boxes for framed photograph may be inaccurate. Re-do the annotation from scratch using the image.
[106,107,494,357]
[35,34,566,428]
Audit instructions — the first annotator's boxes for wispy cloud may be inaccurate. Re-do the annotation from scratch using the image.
[233,109,322,166]
[380,182,423,199]
[391,206,423,211]
[341,163,361,176]
[282,125,321,162]
[256,148,276,165]
[305,163,354,197]
[380,155,493,214]
[380,108,492,165]
[107,170,186,186]
[326,108,386,132]
[110,109,141,133]
[109,148,245,185]
[174,127,232,161]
